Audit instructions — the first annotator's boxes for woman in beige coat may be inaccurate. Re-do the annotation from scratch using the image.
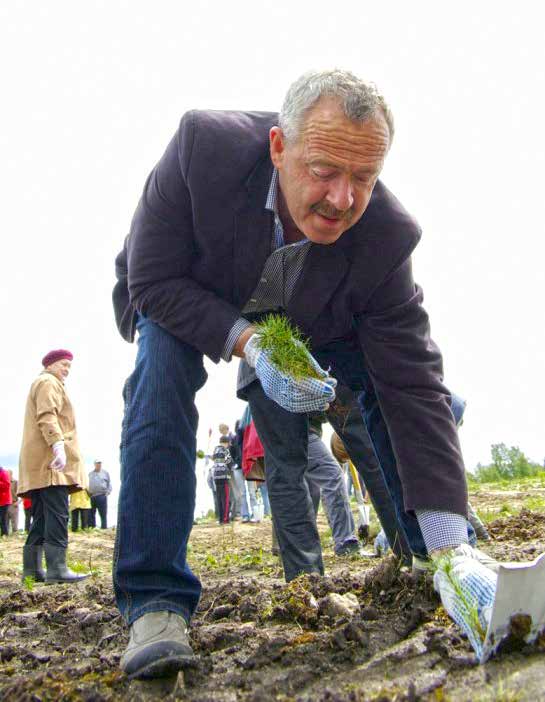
[19,349,89,584]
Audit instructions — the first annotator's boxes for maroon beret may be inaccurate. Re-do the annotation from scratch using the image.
[42,349,74,367]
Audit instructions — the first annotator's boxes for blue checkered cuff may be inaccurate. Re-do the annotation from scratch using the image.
[221,318,253,362]
[416,509,468,554]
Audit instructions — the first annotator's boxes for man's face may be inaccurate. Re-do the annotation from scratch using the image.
[94,462,102,472]
[270,97,390,245]
[47,359,72,382]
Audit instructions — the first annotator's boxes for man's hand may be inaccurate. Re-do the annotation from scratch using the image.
[434,544,497,660]
[49,441,67,471]
[244,333,336,413]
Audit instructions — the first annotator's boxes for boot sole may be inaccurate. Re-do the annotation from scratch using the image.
[45,575,91,584]
[126,653,195,680]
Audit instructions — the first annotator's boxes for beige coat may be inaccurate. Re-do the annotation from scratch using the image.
[18,371,87,496]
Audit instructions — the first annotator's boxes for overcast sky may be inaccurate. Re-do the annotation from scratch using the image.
[2,2,544,517]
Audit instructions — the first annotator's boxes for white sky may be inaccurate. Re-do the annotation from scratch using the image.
[2,2,544,518]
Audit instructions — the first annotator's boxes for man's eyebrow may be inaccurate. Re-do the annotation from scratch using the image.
[307,159,378,177]
[306,159,339,169]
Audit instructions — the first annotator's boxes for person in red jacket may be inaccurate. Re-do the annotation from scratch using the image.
[0,466,12,536]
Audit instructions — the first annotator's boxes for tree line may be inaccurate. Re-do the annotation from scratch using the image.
[471,443,544,483]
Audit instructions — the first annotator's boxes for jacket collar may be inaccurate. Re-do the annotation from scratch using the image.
[233,154,275,308]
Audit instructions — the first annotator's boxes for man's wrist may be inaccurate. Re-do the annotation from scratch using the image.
[232,325,257,358]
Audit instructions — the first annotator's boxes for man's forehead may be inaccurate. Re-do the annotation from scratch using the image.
[298,102,390,167]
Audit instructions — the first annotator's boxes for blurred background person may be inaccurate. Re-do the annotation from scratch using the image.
[88,459,112,529]
[8,470,20,533]
[211,436,234,524]
[0,466,12,536]
[70,487,91,531]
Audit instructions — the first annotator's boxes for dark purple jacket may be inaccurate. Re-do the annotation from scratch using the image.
[113,110,467,515]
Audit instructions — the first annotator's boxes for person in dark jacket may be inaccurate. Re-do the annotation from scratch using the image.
[113,69,494,678]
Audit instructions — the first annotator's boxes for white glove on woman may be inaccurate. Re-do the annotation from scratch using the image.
[244,334,336,413]
[434,544,497,660]
[49,441,67,471]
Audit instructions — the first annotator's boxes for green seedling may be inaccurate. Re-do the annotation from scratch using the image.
[254,315,322,381]
[23,575,35,591]
[435,552,486,644]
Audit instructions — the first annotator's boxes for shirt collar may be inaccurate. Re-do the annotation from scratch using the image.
[265,168,280,214]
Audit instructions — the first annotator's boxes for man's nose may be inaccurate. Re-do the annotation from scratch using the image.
[326,175,354,212]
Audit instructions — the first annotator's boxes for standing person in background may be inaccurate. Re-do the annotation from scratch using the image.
[211,437,233,524]
[219,423,240,519]
[0,466,12,536]
[18,349,90,583]
[70,488,92,531]
[7,470,20,534]
[88,460,112,529]
[225,421,250,521]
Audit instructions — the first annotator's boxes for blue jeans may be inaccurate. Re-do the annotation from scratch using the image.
[259,482,271,516]
[114,316,207,625]
[231,468,250,519]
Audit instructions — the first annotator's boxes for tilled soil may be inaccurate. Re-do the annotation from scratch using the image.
[1,489,545,702]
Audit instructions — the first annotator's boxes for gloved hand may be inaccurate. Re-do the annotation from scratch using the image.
[434,544,497,660]
[49,441,67,471]
[244,334,337,413]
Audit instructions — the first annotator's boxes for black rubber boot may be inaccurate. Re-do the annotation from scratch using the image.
[44,544,91,584]
[22,545,46,583]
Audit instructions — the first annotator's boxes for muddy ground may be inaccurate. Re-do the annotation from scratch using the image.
[1,481,545,701]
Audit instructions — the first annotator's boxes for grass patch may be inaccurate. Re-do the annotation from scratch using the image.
[191,546,278,575]
[254,315,322,380]
[522,495,545,512]
[477,507,506,524]
[67,560,97,576]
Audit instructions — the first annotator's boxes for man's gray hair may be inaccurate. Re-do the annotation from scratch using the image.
[279,69,394,145]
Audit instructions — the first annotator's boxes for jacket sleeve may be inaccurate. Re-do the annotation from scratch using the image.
[126,112,243,362]
[34,380,64,446]
[354,255,467,516]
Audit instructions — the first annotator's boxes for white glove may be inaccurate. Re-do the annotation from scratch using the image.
[434,544,497,660]
[244,334,336,413]
[49,441,67,471]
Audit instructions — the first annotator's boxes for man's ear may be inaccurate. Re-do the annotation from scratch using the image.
[269,126,285,169]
